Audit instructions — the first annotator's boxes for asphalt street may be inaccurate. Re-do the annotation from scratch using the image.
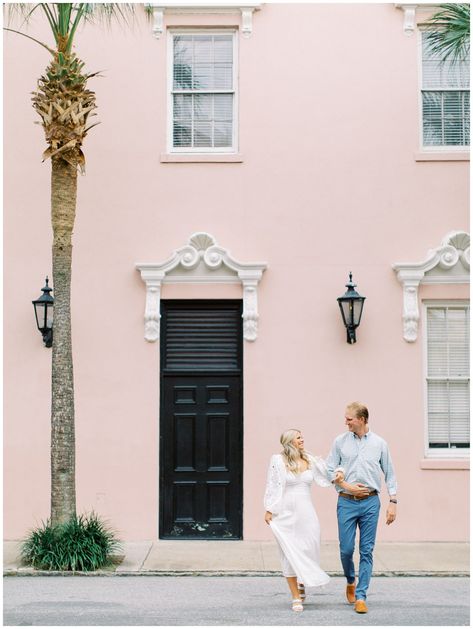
[3,576,470,626]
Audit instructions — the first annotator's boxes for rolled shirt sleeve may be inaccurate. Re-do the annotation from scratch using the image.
[325,437,346,483]
[380,442,398,495]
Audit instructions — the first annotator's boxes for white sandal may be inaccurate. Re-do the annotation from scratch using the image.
[292,598,303,612]
[297,583,306,601]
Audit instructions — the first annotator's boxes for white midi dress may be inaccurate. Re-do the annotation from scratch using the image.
[264,453,331,588]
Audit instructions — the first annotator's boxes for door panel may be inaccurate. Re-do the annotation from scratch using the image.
[160,301,243,540]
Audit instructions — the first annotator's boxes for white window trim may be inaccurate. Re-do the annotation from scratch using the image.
[417,27,470,152]
[422,300,470,459]
[166,28,239,154]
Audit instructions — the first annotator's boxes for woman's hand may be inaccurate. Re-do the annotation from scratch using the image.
[334,471,345,485]
[340,481,371,498]
[264,511,273,525]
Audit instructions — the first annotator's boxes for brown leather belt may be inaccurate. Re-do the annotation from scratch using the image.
[339,490,378,501]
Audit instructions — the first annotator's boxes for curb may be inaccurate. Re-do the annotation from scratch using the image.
[4,570,469,577]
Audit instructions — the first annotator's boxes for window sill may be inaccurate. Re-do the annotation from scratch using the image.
[160,153,244,163]
[415,151,470,162]
[420,458,470,470]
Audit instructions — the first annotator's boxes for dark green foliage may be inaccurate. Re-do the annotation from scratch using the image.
[424,4,470,63]
[21,512,122,571]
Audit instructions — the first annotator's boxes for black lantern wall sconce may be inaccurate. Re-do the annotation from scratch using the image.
[32,277,54,347]
[337,272,366,344]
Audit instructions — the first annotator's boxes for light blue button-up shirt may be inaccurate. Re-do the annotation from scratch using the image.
[326,430,398,496]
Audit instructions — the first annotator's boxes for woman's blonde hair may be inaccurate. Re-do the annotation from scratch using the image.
[280,428,311,473]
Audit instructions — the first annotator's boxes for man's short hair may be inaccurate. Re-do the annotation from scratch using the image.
[346,402,369,423]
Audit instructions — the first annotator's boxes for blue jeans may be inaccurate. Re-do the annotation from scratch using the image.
[337,493,380,601]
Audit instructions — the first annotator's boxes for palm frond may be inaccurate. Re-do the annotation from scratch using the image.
[424,3,470,63]
[4,3,147,52]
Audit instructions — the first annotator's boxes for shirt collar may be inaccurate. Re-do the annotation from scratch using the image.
[352,429,371,439]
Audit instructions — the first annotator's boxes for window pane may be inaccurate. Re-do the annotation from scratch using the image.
[449,383,470,445]
[214,94,233,121]
[214,64,233,89]
[428,381,449,446]
[214,35,233,63]
[444,119,463,145]
[423,91,441,116]
[214,122,232,147]
[174,36,192,63]
[193,36,212,63]
[173,36,193,89]
[194,95,212,121]
[193,63,213,89]
[428,307,447,337]
[173,122,192,147]
[174,94,192,119]
[193,122,212,147]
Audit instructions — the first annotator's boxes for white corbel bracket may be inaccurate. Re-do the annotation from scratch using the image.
[136,232,267,342]
[151,7,164,39]
[396,4,417,36]
[241,8,254,38]
[393,231,470,342]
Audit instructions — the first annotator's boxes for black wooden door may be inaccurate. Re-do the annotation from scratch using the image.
[160,300,243,539]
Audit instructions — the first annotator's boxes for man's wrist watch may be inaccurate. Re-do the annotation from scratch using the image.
[389,499,398,504]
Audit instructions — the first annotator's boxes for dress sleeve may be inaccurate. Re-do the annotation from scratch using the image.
[263,454,286,514]
[311,455,333,487]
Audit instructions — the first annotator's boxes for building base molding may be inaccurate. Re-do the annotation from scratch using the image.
[136,232,267,342]
[392,231,470,342]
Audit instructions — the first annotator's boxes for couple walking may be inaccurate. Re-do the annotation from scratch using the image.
[264,401,397,613]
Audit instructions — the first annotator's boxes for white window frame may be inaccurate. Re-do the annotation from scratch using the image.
[167,29,238,154]
[417,28,470,152]
[422,300,470,458]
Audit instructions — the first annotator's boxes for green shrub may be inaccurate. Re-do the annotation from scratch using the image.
[21,512,122,571]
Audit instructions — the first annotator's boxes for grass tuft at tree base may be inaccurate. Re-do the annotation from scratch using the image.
[21,512,122,572]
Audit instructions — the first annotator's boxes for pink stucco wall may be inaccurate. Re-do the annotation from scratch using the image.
[4,4,469,542]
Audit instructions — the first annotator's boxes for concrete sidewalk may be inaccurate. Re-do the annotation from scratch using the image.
[3,540,469,576]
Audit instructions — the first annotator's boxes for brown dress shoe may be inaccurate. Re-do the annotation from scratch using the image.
[354,600,368,613]
[346,582,356,604]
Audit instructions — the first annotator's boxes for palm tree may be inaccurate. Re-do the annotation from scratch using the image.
[5,3,141,526]
[424,3,470,63]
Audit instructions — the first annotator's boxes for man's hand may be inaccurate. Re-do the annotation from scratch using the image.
[264,511,273,525]
[341,482,371,498]
[386,502,397,525]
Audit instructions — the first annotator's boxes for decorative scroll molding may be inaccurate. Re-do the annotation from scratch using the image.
[147,3,261,39]
[392,231,470,342]
[136,232,267,342]
[394,4,439,36]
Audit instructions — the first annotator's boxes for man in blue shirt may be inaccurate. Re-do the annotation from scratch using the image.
[327,402,397,614]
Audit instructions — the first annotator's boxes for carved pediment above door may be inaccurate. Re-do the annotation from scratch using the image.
[136,232,267,342]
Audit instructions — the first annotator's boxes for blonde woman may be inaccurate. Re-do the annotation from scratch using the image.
[264,429,343,612]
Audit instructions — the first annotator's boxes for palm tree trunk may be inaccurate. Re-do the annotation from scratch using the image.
[50,156,77,526]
